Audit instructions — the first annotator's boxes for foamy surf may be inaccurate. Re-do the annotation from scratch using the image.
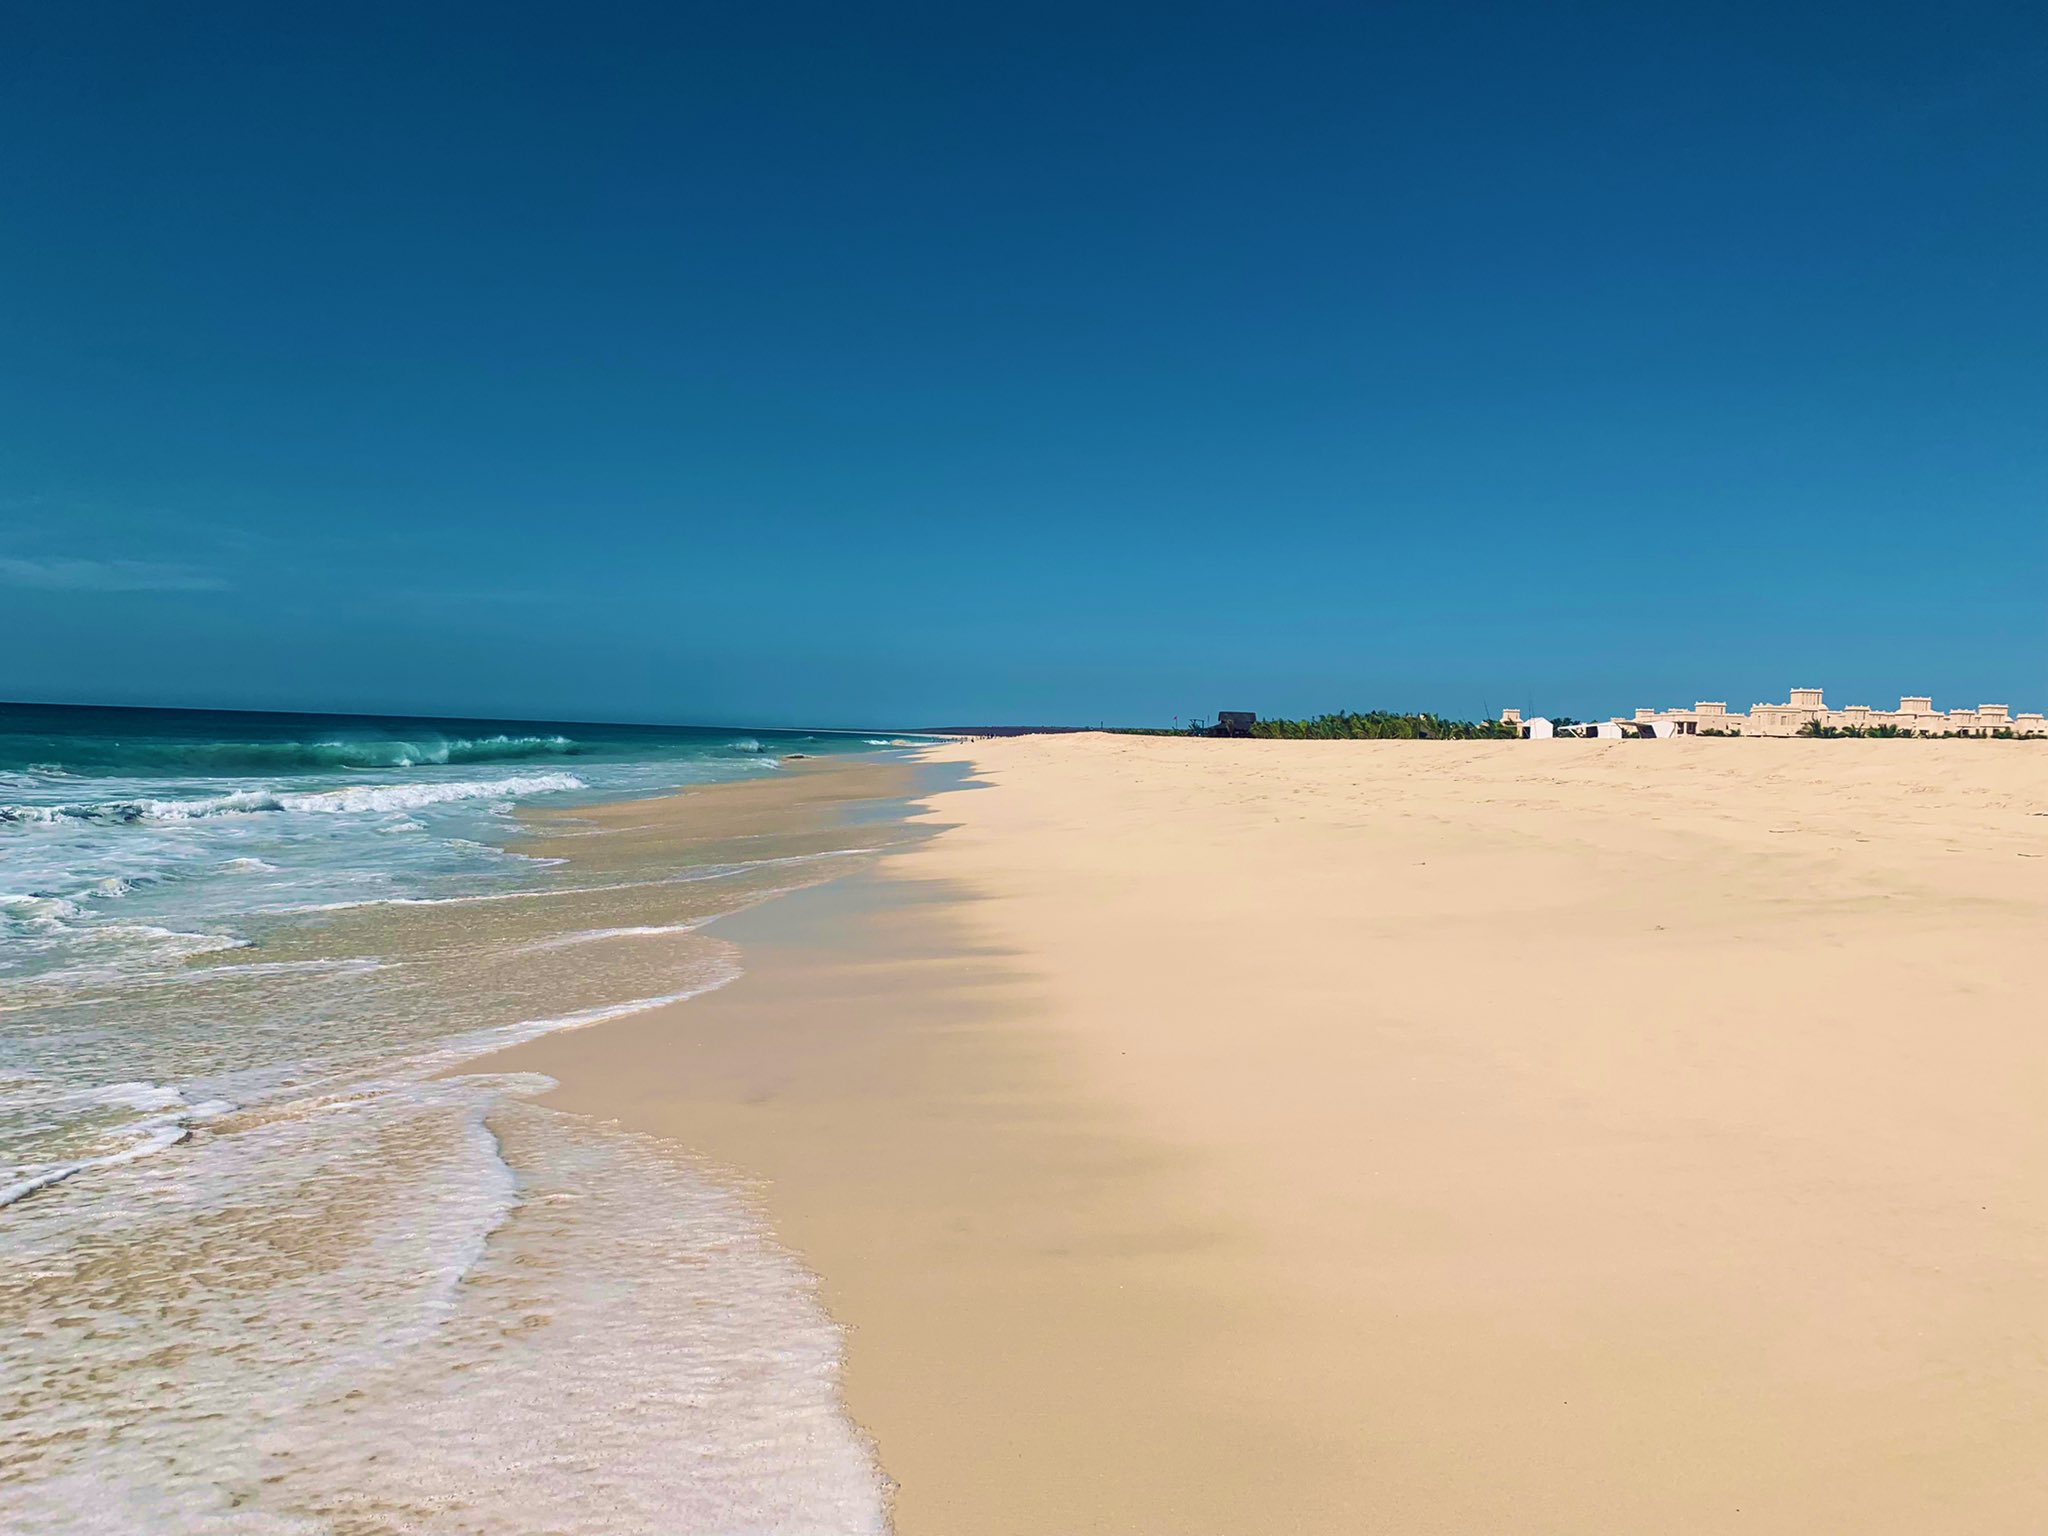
[0,1081,238,1208]
[513,920,710,951]
[0,1116,194,1207]
[410,959,743,1069]
[0,770,588,824]
[264,845,882,914]
[0,702,923,1532]
[2,1094,890,1535]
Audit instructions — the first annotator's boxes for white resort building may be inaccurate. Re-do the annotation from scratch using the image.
[1503,690,2048,739]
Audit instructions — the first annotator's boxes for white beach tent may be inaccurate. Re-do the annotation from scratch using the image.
[1520,717,1554,739]
[1587,721,1626,739]
[1639,718,1676,739]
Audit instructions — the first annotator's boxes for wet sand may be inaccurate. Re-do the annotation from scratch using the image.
[493,734,2048,1534]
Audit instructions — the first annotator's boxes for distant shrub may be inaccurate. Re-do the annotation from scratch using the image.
[1243,711,1519,741]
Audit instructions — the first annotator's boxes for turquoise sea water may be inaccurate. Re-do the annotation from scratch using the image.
[0,702,898,943]
[1,702,921,1532]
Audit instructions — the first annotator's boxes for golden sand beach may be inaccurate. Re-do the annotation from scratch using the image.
[494,733,2048,1534]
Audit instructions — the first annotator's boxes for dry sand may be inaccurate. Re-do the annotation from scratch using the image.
[497,734,2048,1534]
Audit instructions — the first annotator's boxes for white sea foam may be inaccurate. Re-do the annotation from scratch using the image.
[415,962,741,1069]
[0,892,84,927]
[2,1096,889,1534]
[264,874,680,914]
[512,921,707,952]
[197,956,387,979]
[1,717,895,1531]
[94,922,245,952]
[16,926,253,987]
[47,956,393,994]
[0,1120,195,1207]
[265,844,878,914]
[41,1080,186,1113]
[0,1085,237,1208]
[0,772,586,825]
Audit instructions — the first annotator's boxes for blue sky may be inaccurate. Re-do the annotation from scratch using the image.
[3,1,2043,727]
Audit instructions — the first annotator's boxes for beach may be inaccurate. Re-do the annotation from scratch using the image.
[0,713,906,1532]
[15,2,2044,1526]
[497,732,2048,1533]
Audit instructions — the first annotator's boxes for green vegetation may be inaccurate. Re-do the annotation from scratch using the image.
[1800,720,1920,738]
[1243,711,1520,741]
[1795,720,2039,740]
[1113,714,1513,739]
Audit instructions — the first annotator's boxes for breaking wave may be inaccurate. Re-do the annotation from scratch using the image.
[0,704,903,1533]
[0,733,585,775]
[2,773,587,825]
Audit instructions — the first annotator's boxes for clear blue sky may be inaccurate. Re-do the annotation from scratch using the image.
[4,1,2043,727]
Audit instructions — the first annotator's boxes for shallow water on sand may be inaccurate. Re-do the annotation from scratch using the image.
[1,704,913,1533]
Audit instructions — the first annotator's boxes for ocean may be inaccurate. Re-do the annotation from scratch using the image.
[0,702,920,1533]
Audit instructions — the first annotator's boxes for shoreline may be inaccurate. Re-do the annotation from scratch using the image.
[491,752,1304,1532]
[492,734,2048,1533]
